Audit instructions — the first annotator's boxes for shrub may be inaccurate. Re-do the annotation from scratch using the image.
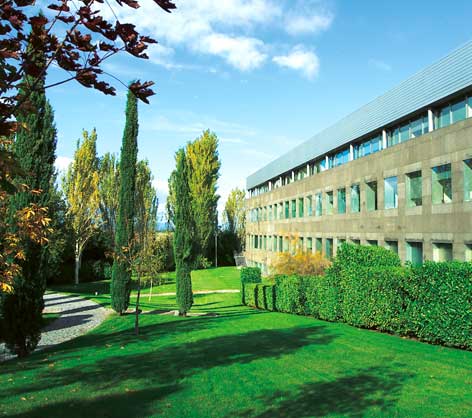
[405,261,472,349]
[272,251,331,276]
[255,284,276,311]
[243,283,258,308]
[317,271,342,321]
[274,275,323,316]
[240,267,261,304]
[332,243,401,272]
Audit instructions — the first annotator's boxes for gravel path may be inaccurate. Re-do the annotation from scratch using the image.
[1,291,110,362]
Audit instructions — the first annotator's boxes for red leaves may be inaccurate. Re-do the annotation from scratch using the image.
[129,81,155,104]
[153,0,176,13]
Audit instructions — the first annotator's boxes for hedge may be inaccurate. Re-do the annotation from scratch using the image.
[240,267,261,304]
[241,244,472,350]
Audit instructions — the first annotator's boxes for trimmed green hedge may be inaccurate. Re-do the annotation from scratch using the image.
[240,267,261,304]
[242,244,472,350]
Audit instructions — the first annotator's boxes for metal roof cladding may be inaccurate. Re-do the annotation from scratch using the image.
[247,40,472,190]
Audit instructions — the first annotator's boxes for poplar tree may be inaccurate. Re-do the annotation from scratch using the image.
[1,39,57,357]
[111,89,138,314]
[186,130,221,262]
[173,149,195,316]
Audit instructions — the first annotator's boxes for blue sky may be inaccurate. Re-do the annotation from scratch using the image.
[48,0,472,217]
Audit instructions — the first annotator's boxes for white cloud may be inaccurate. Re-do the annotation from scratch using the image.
[273,45,320,79]
[285,12,333,36]
[55,156,72,173]
[369,58,392,72]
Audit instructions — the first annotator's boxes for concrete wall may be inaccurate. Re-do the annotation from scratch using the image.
[245,117,472,271]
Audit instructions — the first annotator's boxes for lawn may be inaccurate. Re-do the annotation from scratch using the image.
[1,267,471,417]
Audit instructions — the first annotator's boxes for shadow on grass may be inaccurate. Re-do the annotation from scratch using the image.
[236,366,413,418]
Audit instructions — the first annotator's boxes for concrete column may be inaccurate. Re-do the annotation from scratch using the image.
[428,108,434,132]
[307,163,310,177]
[382,129,388,149]
[291,170,295,182]
[268,181,272,191]
[325,155,329,170]
[349,144,354,161]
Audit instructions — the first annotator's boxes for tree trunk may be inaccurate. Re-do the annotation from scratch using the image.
[74,242,82,285]
[135,272,142,336]
[148,277,153,302]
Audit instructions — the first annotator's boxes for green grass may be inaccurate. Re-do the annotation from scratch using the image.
[1,267,471,417]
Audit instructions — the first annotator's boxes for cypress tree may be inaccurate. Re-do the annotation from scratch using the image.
[173,149,195,315]
[2,37,57,357]
[111,88,139,314]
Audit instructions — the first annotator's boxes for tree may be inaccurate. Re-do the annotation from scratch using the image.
[223,188,247,251]
[111,89,139,315]
[63,129,101,285]
[173,149,195,316]
[135,159,158,238]
[99,152,120,245]
[186,130,221,262]
[1,42,58,357]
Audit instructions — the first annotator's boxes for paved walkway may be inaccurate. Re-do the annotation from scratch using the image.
[1,292,110,361]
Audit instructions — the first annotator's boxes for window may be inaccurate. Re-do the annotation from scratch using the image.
[299,237,304,252]
[464,159,472,201]
[351,239,360,245]
[367,240,378,246]
[388,128,400,147]
[315,193,323,216]
[366,181,377,211]
[465,244,472,262]
[273,235,277,252]
[351,184,360,213]
[451,99,466,123]
[433,243,453,262]
[315,238,323,253]
[279,202,284,219]
[410,116,428,138]
[284,201,290,219]
[406,241,423,265]
[337,188,346,214]
[278,236,283,252]
[268,205,272,221]
[437,104,451,129]
[406,171,422,207]
[384,176,398,209]
[283,237,289,252]
[306,195,313,216]
[307,237,313,253]
[325,238,333,259]
[337,238,346,248]
[355,135,382,158]
[334,148,350,167]
[273,203,277,220]
[399,123,410,142]
[291,199,297,218]
[326,191,334,214]
[385,240,398,254]
[298,198,304,217]
[432,164,452,204]
[263,235,267,250]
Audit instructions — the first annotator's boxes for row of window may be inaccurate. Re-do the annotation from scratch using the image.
[248,159,472,222]
[249,96,472,197]
[247,235,472,264]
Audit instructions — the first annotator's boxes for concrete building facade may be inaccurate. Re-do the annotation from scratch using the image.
[245,42,472,273]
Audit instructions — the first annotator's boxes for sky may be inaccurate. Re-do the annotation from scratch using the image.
[48,0,472,219]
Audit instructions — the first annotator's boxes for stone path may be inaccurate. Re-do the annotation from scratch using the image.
[0,292,110,362]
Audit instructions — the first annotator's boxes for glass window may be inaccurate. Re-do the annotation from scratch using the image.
[315,238,323,253]
[298,198,304,217]
[291,199,296,218]
[325,238,333,259]
[406,241,423,265]
[299,237,304,252]
[406,171,422,207]
[315,193,323,216]
[465,243,472,262]
[351,239,361,245]
[334,148,349,167]
[337,238,346,248]
[263,235,267,250]
[278,236,283,252]
[273,235,277,252]
[410,117,423,138]
[337,188,346,214]
[326,191,334,214]
[284,201,290,219]
[433,242,453,262]
[366,181,378,211]
[367,240,378,246]
[306,195,313,216]
[384,176,398,209]
[387,128,400,147]
[399,123,410,142]
[268,205,272,221]
[432,164,452,204]
[307,237,313,252]
[438,105,451,129]
[451,99,466,123]
[279,202,284,219]
[385,240,398,254]
[351,184,360,213]
[464,159,472,201]
[273,204,277,220]
[283,237,289,252]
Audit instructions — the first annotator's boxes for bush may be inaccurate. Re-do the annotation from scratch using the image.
[274,275,323,316]
[243,283,258,308]
[405,262,472,349]
[317,271,342,321]
[240,267,261,304]
[272,251,331,276]
[332,243,401,271]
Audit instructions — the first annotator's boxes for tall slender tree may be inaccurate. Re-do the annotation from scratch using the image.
[111,89,139,314]
[223,188,247,251]
[186,130,221,262]
[1,38,57,357]
[99,152,120,246]
[173,149,195,316]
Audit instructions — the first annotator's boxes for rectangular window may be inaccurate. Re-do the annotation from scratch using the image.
[406,241,423,265]
[284,201,290,219]
[337,238,346,248]
[410,116,428,138]
[298,198,304,217]
[451,99,466,123]
[464,159,472,201]
[315,238,323,253]
[278,236,283,252]
[279,202,284,220]
[306,195,313,216]
[433,242,453,262]
[367,240,378,246]
[384,176,398,209]
[438,105,451,129]
[326,191,334,214]
[399,123,410,142]
[299,237,304,252]
[406,171,422,207]
[385,240,398,254]
[315,193,323,216]
[337,188,346,214]
[273,204,277,220]
[325,238,333,259]
[283,237,289,252]
[387,128,400,147]
[366,181,378,211]
[291,200,296,218]
[273,235,277,252]
[465,244,472,261]
[263,236,267,250]
[334,148,350,167]
[432,164,452,204]
[307,237,313,252]
[268,205,272,221]
[351,184,360,213]
[351,239,361,245]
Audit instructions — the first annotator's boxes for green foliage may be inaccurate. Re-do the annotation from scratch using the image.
[98,152,120,245]
[332,243,401,272]
[405,262,472,349]
[223,188,246,251]
[317,271,342,321]
[173,149,195,315]
[111,89,138,314]
[243,283,258,308]
[240,267,261,304]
